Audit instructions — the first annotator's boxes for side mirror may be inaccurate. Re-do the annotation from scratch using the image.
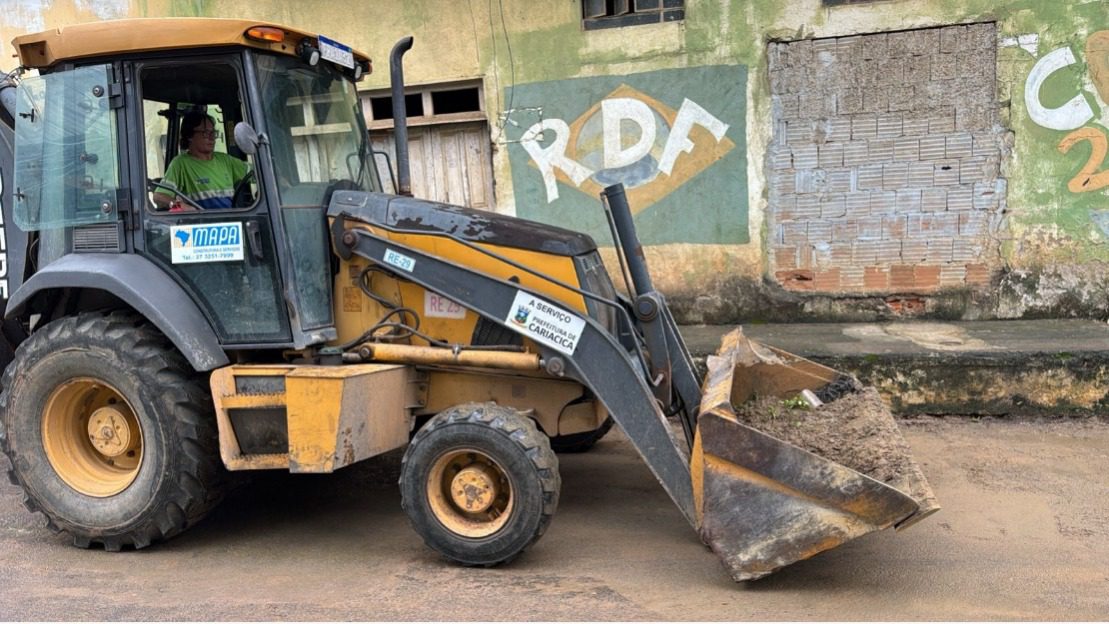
[234,122,260,155]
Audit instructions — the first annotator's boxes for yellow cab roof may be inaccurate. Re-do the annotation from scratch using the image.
[12,18,372,71]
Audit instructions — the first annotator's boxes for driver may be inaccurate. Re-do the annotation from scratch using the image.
[153,111,250,211]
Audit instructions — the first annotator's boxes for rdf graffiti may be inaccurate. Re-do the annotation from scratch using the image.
[505,65,747,246]
[519,97,730,203]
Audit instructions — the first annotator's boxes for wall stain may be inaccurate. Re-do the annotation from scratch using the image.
[0,0,1105,320]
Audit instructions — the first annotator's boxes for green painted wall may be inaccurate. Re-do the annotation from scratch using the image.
[993,4,1109,264]
[1,0,1106,317]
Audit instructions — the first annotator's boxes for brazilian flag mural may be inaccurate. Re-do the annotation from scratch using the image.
[504,65,748,246]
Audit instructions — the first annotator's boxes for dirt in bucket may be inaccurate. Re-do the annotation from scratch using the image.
[732,385,918,491]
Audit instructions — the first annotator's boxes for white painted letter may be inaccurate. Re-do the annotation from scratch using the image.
[602,98,656,169]
[1025,47,1095,131]
[520,119,594,203]
[658,99,730,175]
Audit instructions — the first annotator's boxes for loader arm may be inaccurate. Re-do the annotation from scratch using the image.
[329,183,938,582]
[330,210,698,526]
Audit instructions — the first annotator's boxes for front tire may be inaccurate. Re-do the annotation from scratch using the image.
[0,311,225,550]
[400,403,559,566]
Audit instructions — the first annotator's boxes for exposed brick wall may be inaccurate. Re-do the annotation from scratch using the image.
[767,23,1005,295]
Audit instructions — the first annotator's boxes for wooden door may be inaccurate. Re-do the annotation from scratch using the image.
[370,121,494,209]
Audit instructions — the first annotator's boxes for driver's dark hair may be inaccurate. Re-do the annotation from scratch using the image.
[179,111,215,151]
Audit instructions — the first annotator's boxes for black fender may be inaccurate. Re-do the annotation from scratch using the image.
[5,253,229,371]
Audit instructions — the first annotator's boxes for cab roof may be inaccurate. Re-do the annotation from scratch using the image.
[12,18,372,71]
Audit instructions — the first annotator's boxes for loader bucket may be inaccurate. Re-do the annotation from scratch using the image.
[691,329,939,581]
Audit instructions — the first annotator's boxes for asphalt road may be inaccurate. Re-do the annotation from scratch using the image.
[1,418,1107,620]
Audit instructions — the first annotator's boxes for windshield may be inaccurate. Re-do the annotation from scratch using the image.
[255,54,378,206]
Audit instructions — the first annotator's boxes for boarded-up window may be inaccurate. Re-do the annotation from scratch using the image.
[362,81,494,210]
[582,0,684,30]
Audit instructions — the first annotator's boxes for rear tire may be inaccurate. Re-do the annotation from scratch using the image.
[549,416,614,453]
[400,402,559,566]
[0,311,225,550]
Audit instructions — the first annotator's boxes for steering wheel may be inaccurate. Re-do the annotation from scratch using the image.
[232,170,256,208]
[146,178,205,212]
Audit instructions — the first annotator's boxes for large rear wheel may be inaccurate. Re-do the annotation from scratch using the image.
[0,311,225,550]
[400,402,559,566]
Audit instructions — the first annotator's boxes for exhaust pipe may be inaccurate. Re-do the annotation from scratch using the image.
[389,36,414,197]
[601,183,654,297]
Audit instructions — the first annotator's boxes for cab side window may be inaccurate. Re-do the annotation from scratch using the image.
[138,63,257,212]
[13,64,121,231]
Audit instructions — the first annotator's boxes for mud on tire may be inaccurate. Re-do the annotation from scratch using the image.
[399,402,560,566]
[0,311,225,550]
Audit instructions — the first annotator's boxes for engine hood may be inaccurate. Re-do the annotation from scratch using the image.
[327,192,597,257]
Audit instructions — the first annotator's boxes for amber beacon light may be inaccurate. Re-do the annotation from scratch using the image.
[245,26,285,43]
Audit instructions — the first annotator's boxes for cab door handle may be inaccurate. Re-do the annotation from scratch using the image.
[244,220,264,260]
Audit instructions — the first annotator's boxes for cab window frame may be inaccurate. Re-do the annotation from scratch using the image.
[253,52,381,209]
[134,55,261,214]
[12,62,124,232]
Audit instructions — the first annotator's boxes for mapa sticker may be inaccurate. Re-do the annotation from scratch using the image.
[505,291,586,356]
[170,222,244,264]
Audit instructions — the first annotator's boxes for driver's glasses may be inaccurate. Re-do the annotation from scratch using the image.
[193,129,221,140]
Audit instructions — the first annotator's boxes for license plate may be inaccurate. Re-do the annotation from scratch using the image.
[318,35,354,69]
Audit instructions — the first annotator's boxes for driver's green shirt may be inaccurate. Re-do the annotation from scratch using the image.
[156,152,249,210]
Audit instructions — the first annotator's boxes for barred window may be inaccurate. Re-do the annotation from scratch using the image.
[582,0,684,31]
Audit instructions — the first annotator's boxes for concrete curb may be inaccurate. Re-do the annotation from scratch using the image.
[679,320,1109,416]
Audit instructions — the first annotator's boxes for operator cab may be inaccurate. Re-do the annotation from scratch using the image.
[8,20,378,350]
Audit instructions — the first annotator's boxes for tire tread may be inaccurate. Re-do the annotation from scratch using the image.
[400,402,560,567]
[0,310,225,550]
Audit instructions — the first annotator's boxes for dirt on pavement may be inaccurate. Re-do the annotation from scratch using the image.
[1,417,1107,620]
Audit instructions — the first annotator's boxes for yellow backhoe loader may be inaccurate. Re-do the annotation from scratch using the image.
[0,18,937,581]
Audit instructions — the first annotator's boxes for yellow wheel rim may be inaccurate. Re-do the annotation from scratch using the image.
[41,378,143,497]
[427,448,513,538]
